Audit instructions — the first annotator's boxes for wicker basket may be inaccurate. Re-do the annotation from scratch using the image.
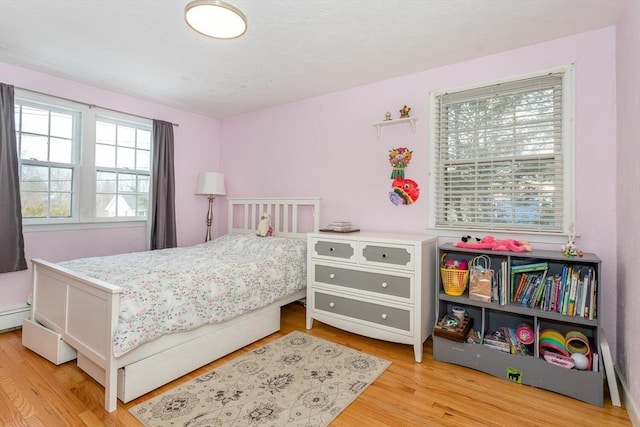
[440,254,469,296]
[441,268,469,296]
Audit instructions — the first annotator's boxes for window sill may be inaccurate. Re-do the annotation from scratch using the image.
[426,228,571,246]
[23,220,147,233]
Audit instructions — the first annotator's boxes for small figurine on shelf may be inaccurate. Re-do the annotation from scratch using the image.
[561,224,579,257]
[399,105,411,118]
[384,111,392,121]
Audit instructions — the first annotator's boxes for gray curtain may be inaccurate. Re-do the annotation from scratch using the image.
[0,83,27,272]
[150,119,177,249]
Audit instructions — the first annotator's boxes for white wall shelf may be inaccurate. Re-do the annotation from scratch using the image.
[372,117,417,138]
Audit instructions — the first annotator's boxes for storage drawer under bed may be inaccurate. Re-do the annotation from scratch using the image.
[22,318,77,365]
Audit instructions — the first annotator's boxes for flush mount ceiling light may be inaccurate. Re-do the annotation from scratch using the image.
[185,0,247,39]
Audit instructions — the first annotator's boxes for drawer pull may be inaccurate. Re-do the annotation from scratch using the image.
[381,282,388,288]
[382,253,388,258]
[381,313,388,320]
[329,273,335,279]
[329,302,335,308]
[330,247,336,252]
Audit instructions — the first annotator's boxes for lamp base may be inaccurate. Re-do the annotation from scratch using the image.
[205,196,214,242]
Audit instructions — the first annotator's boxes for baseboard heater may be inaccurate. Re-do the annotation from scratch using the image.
[0,305,31,332]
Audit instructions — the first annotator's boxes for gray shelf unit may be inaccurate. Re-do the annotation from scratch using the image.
[434,243,603,406]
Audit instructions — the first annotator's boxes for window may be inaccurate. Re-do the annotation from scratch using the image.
[430,66,574,235]
[15,102,79,220]
[95,118,151,218]
[15,91,152,225]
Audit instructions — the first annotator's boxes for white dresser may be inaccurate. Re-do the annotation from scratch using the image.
[306,231,437,362]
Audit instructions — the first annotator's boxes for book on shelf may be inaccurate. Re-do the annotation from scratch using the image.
[504,326,531,356]
[567,268,578,316]
[483,328,510,352]
[588,267,598,320]
[510,262,548,300]
[512,273,529,303]
[513,270,546,305]
[543,277,555,310]
[501,261,598,320]
[533,266,598,319]
[483,342,511,353]
[582,267,596,319]
[496,261,509,306]
[510,261,549,272]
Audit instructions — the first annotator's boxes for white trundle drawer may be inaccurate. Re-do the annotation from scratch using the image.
[22,318,77,365]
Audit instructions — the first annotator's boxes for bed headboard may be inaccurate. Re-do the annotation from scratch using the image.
[227,197,320,238]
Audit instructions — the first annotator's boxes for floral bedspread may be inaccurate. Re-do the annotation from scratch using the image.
[59,234,306,357]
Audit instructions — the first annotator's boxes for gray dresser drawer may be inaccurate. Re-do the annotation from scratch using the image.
[313,291,411,332]
[360,243,414,270]
[312,239,356,262]
[314,264,411,299]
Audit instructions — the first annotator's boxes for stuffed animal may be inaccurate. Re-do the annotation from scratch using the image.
[454,235,532,252]
[256,212,273,237]
[399,105,411,118]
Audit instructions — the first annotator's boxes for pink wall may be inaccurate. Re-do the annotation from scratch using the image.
[616,0,640,416]
[220,28,619,350]
[0,62,222,309]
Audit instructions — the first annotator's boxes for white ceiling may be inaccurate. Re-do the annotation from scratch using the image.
[0,0,626,119]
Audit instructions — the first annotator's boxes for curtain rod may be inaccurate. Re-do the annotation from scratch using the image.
[17,87,179,127]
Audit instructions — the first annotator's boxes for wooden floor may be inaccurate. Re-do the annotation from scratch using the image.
[0,303,632,426]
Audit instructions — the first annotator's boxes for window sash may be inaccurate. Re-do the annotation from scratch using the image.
[15,100,80,222]
[94,116,151,219]
[433,72,567,234]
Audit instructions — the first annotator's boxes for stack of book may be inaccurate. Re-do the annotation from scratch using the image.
[483,328,511,353]
[326,221,353,232]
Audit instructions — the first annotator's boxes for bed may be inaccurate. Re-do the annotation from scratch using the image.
[21,197,320,413]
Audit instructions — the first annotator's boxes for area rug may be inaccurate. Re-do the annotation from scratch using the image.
[130,331,391,426]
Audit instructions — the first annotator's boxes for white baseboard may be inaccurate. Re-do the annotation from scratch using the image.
[0,305,31,332]
[616,365,639,426]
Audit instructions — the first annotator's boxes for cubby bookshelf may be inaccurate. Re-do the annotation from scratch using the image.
[433,243,604,406]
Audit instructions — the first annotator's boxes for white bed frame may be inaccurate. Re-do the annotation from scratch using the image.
[22,197,320,413]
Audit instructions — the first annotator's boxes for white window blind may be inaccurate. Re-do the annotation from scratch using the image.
[433,71,569,234]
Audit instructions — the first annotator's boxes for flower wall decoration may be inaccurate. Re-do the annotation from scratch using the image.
[390,177,420,205]
[388,147,420,205]
[388,147,412,179]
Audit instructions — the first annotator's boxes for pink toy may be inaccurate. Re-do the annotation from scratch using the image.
[454,235,532,252]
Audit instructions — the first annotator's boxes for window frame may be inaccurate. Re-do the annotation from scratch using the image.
[427,65,575,240]
[15,90,153,230]
[93,113,152,220]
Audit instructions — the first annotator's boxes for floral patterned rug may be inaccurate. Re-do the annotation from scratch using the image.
[129,331,391,426]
